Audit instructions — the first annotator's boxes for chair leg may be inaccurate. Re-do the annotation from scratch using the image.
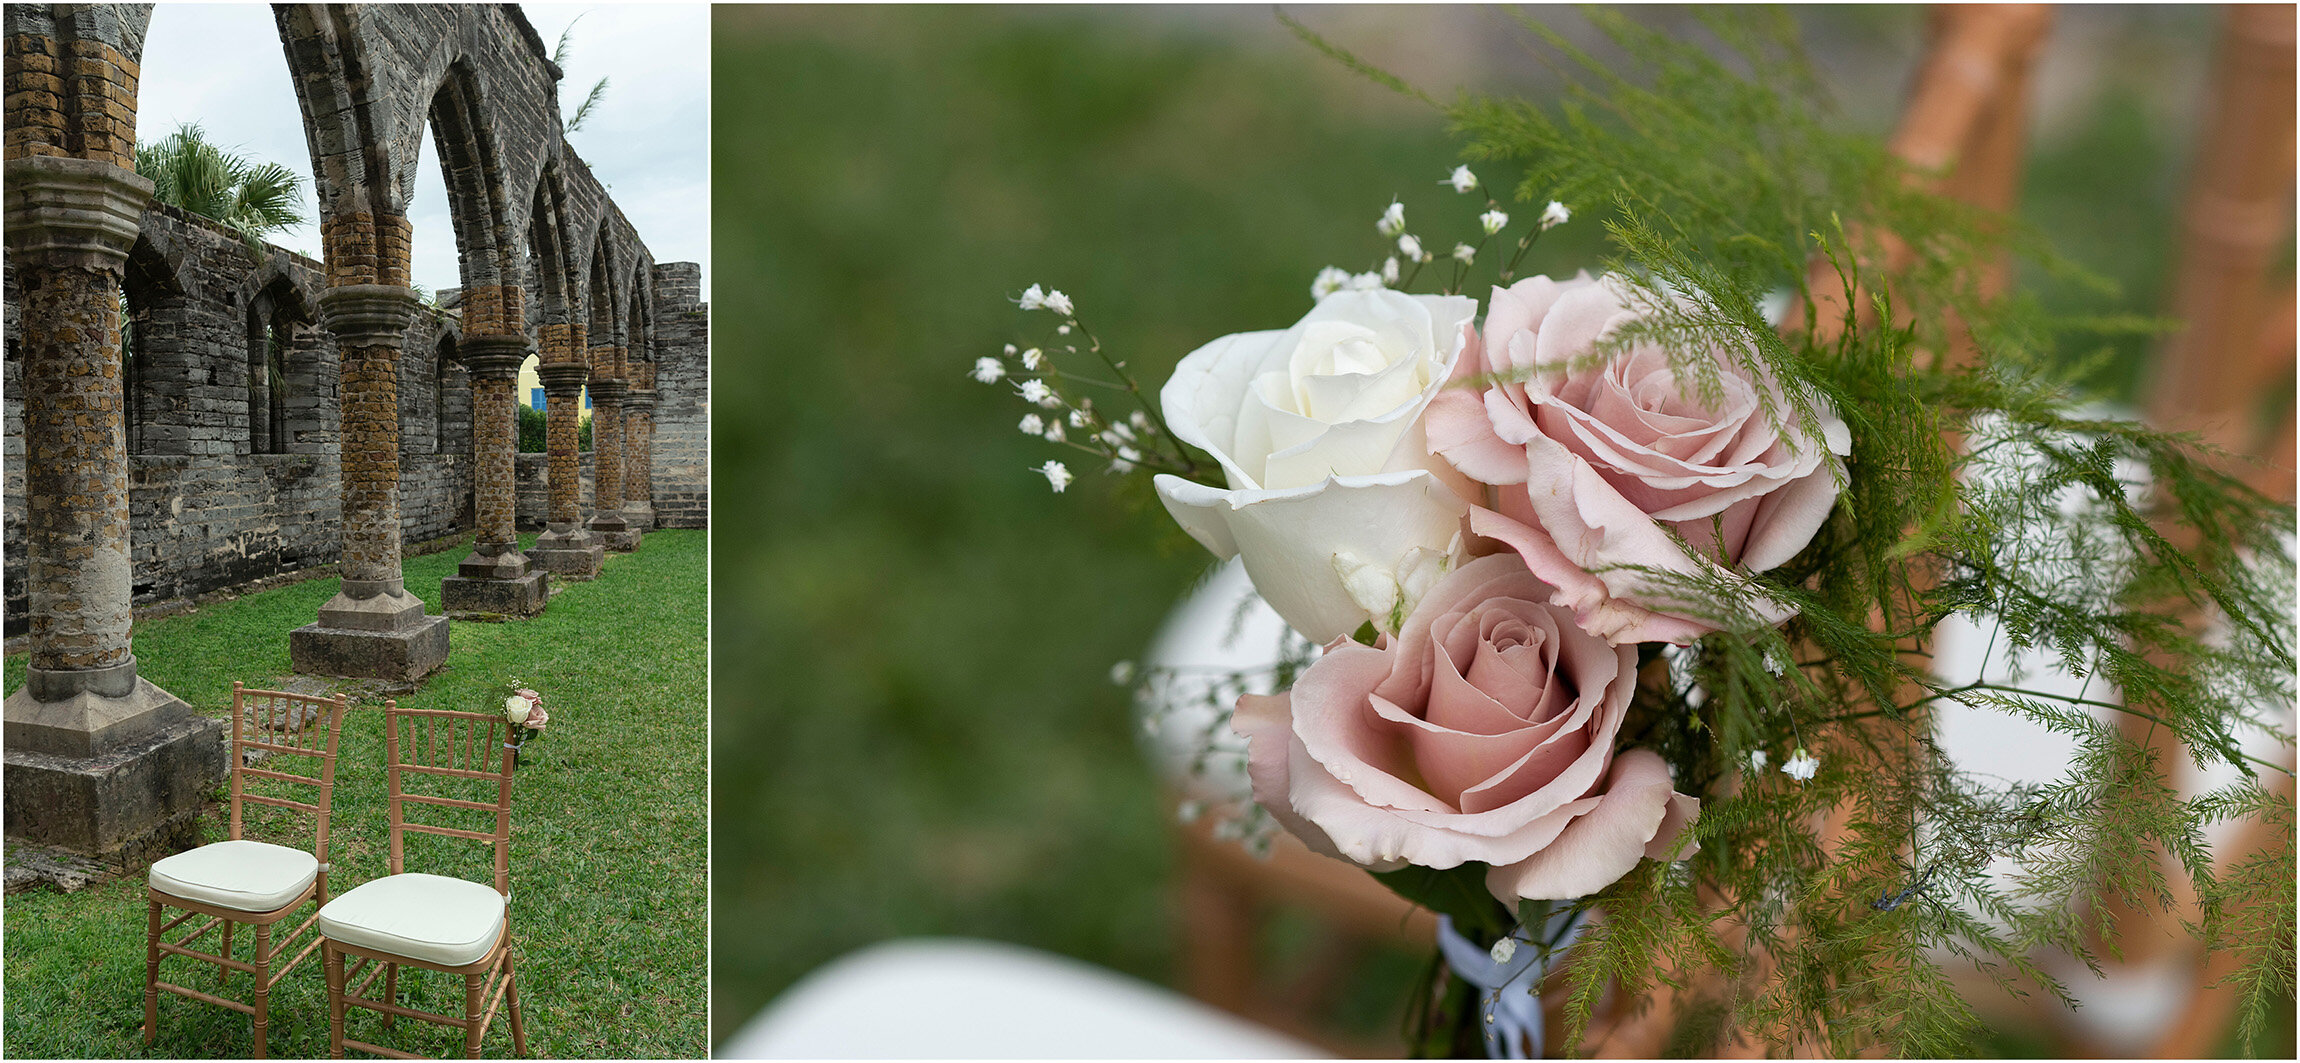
[325,944,347,1060]
[144,899,162,1044]
[252,923,272,1059]
[464,972,485,1058]
[383,962,398,1029]
[504,950,528,1057]
[220,921,235,989]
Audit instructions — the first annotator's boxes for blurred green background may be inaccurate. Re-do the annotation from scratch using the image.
[709,3,2269,1051]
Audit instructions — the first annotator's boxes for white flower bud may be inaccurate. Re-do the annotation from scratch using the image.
[1398,233,1424,261]
[1381,256,1401,285]
[1540,200,1571,230]
[1452,243,1476,264]
[1446,165,1478,194]
[1782,748,1819,782]
[1042,419,1065,443]
[1018,413,1045,436]
[1377,200,1406,237]
[1480,209,1508,236]
[1488,936,1517,964]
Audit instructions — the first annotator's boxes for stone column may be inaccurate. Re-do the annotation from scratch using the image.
[586,359,634,552]
[623,362,657,535]
[528,346,603,578]
[288,276,450,680]
[3,154,226,864]
[440,333,547,619]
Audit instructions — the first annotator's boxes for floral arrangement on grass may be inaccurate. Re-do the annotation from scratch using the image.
[979,10,2293,1058]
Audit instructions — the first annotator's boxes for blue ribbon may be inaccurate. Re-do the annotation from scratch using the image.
[1435,906,1585,1059]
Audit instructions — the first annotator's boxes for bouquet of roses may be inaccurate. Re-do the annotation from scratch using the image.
[981,11,2293,1058]
[500,680,550,762]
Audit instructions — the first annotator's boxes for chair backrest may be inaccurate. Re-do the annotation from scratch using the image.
[381,701,517,896]
[227,683,353,869]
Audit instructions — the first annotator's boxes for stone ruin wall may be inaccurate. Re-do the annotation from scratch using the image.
[3,200,708,633]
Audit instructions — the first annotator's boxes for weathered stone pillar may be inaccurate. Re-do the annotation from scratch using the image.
[528,338,603,578]
[440,330,547,619]
[288,254,450,679]
[586,354,634,552]
[623,362,657,535]
[3,152,226,864]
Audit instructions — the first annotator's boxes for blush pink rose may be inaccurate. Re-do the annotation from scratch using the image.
[1233,553,1698,902]
[1427,273,1851,645]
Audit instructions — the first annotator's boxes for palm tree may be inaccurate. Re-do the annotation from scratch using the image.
[554,17,610,133]
[133,122,306,252]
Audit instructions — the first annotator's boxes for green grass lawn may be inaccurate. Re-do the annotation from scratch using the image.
[4,529,707,1059]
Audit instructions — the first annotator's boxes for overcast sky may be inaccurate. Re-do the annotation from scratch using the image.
[138,3,710,303]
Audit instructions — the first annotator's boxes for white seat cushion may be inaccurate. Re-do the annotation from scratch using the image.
[318,873,505,968]
[149,839,319,913]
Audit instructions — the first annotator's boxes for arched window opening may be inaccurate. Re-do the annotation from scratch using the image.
[245,291,298,456]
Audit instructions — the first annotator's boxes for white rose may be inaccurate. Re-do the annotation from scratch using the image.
[1154,289,1480,643]
[505,695,530,725]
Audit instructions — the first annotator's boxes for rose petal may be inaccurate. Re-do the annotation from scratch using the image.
[1484,749,1692,901]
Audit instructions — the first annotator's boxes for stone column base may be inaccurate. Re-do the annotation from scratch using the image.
[532,524,605,579]
[442,571,549,620]
[442,548,549,620]
[290,604,451,682]
[590,512,637,553]
[624,502,656,535]
[3,707,226,867]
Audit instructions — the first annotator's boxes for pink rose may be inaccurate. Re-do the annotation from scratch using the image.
[1427,273,1850,644]
[1233,553,1698,902]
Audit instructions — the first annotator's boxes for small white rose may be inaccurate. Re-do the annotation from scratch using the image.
[505,695,531,725]
[1153,289,1481,642]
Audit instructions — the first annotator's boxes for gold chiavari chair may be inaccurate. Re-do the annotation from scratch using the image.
[319,701,528,1059]
[145,682,352,1057]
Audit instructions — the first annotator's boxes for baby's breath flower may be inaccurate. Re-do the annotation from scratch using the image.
[1020,347,1044,371]
[1110,660,1137,685]
[1488,936,1518,964]
[1068,409,1091,428]
[1018,284,1047,310]
[1018,413,1045,436]
[971,357,1007,384]
[1042,419,1065,443]
[1045,289,1074,316]
[1037,460,1072,493]
[1003,343,1017,356]
[1481,208,1509,236]
[1377,200,1406,238]
[1311,265,1351,301]
[1748,749,1769,773]
[1350,270,1385,291]
[1112,444,1142,473]
[1381,256,1401,285]
[1452,243,1476,264]
[1128,410,1151,431]
[1398,233,1425,261]
[1017,379,1060,408]
[1446,165,1478,194]
[1782,748,1819,782]
[1056,324,1071,335]
[1540,200,1571,231]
